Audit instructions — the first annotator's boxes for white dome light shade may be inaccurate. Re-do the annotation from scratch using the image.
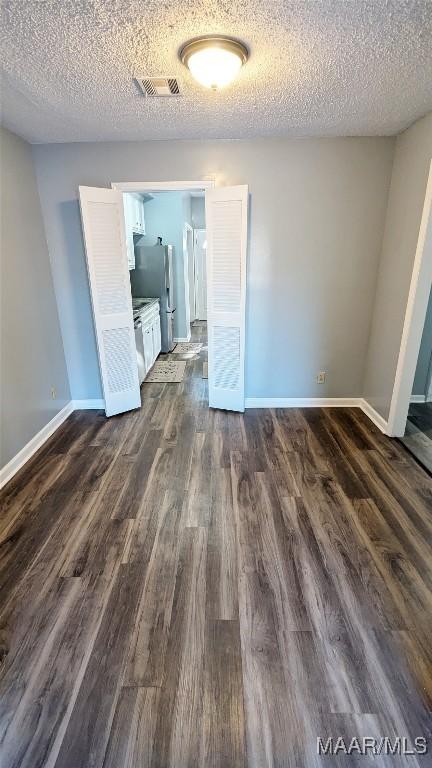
[187,47,242,89]
[180,37,248,90]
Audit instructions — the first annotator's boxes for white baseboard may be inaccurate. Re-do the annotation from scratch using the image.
[0,393,392,491]
[245,397,362,409]
[359,399,389,435]
[174,335,192,343]
[410,394,427,403]
[72,399,105,410]
[245,396,390,436]
[0,402,74,490]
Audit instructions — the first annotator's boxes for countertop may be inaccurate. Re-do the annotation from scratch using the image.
[132,297,160,321]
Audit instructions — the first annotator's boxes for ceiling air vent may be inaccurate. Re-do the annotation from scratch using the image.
[135,76,181,97]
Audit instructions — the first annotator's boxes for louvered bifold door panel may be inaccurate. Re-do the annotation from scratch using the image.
[205,186,248,412]
[79,186,141,417]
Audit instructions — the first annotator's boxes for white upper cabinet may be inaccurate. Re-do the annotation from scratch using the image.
[134,195,145,235]
[127,193,145,235]
[124,196,135,270]
[123,193,146,270]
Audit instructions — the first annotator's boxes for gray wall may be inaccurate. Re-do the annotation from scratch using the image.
[1,127,70,469]
[363,112,432,420]
[134,191,190,339]
[412,286,432,396]
[33,136,395,401]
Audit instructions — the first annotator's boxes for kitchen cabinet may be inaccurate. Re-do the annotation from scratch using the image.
[152,314,161,359]
[127,193,145,235]
[143,321,154,373]
[126,231,135,270]
[139,301,161,376]
[133,196,145,234]
[123,193,146,270]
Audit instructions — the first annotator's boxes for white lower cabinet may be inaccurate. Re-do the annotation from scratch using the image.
[142,322,154,373]
[152,314,161,358]
[141,304,161,377]
[126,232,135,270]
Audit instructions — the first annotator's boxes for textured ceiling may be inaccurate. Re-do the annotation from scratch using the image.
[1,0,432,143]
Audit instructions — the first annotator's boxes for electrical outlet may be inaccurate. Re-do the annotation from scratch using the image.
[51,386,57,400]
[316,371,326,384]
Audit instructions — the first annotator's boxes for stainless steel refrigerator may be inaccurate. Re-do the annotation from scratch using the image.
[130,243,176,352]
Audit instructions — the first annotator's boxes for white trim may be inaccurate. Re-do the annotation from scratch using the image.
[173,335,191,343]
[245,397,362,409]
[194,228,207,321]
[72,399,105,410]
[0,402,74,490]
[183,222,193,332]
[387,160,432,437]
[111,180,215,193]
[0,393,392,491]
[426,351,432,401]
[110,179,214,402]
[244,396,390,435]
[359,399,389,434]
[410,394,427,404]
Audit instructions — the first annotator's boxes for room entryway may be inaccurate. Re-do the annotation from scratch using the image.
[399,284,432,472]
[401,401,432,472]
[79,182,248,417]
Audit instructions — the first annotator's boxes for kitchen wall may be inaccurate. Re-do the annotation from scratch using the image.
[135,191,191,340]
[1,126,70,470]
[33,136,394,402]
[191,196,205,230]
[412,286,432,397]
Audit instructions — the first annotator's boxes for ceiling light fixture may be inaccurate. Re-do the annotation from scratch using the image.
[180,36,248,90]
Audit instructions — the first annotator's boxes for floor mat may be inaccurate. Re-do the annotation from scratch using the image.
[172,342,203,354]
[144,360,186,383]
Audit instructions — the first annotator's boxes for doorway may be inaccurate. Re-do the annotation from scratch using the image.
[79,181,248,416]
[399,284,432,472]
[386,160,432,439]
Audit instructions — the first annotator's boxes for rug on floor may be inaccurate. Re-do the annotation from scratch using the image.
[172,342,203,354]
[144,360,186,383]
[202,361,208,379]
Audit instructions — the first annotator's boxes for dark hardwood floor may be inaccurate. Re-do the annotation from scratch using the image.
[1,322,432,767]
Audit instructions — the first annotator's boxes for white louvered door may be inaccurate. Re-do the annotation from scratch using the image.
[79,186,141,417]
[205,185,248,412]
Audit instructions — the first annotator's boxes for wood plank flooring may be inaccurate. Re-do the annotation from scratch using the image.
[1,321,432,767]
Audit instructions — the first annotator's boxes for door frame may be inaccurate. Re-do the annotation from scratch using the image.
[111,181,215,193]
[112,180,214,343]
[194,227,207,321]
[183,221,194,335]
[387,159,432,436]
[427,353,432,402]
